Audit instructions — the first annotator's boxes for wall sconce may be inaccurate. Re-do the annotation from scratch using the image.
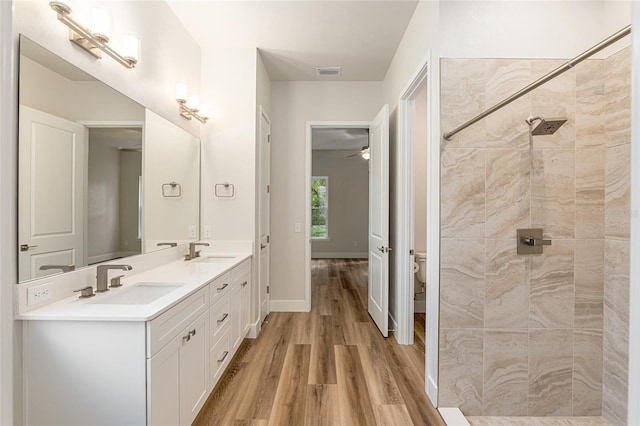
[49,2,139,69]
[176,82,209,124]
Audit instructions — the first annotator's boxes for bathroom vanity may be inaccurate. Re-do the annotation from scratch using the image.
[19,253,251,426]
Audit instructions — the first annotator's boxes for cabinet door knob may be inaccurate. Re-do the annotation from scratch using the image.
[241,281,248,287]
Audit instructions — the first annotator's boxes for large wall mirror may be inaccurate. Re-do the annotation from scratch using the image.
[18,35,200,283]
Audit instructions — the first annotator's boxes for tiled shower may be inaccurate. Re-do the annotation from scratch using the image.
[438,47,630,424]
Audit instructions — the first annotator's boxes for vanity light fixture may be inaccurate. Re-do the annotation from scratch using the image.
[49,2,139,69]
[176,82,209,124]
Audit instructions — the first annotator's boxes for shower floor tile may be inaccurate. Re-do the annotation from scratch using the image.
[467,416,611,426]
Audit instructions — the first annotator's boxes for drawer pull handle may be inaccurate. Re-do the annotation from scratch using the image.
[217,351,229,363]
[217,283,229,292]
[182,329,196,342]
[241,281,248,287]
[217,313,229,323]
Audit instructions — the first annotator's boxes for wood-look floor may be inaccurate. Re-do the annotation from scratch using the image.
[194,258,444,426]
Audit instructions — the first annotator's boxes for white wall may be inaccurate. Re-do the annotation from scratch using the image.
[440,1,630,59]
[0,1,16,422]
[200,48,257,242]
[311,150,368,258]
[19,56,74,119]
[270,81,383,303]
[414,83,428,255]
[119,150,142,256]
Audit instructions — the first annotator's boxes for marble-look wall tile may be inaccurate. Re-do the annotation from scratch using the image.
[483,330,528,415]
[441,59,487,148]
[439,329,484,415]
[531,149,575,239]
[574,240,604,330]
[604,144,630,239]
[604,239,630,338]
[485,60,532,149]
[441,149,486,238]
[604,47,631,149]
[440,238,485,328]
[528,329,573,416]
[575,150,605,239]
[485,240,528,328]
[576,60,605,149]
[486,149,530,238]
[531,61,576,150]
[529,240,575,329]
[573,330,603,415]
[603,331,629,426]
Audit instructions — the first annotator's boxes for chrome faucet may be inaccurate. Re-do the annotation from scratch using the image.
[185,242,210,261]
[96,264,132,292]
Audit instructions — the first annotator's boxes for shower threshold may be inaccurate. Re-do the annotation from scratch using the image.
[466,416,611,425]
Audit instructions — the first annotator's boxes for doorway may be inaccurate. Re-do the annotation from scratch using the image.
[305,105,390,338]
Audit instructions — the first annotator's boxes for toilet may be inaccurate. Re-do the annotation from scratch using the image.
[414,252,427,292]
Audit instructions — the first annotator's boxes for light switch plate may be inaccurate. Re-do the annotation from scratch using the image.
[188,225,197,238]
[203,225,211,238]
[294,222,302,233]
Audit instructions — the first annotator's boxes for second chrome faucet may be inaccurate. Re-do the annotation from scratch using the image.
[96,264,133,292]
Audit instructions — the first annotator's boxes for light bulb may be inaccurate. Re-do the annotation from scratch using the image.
[188,94,200,111]
[175,82,187,103]
[121,34,139,62]
[91,8,111,42]
[199,104,210,118]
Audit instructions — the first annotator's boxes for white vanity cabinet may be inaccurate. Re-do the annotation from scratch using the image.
[22,256,253,426]
[148,287,209,426]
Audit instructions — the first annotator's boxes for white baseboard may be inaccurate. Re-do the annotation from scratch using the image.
[311,252,367,259]
[247,319,260,338]
[269,299,308,312]
[438,408,469,426]
[389,312,398,332]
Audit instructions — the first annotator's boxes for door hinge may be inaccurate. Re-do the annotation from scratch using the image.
[268,134,271,143]
[267,184,270,193]
[267,235,270,243]
[267,285,270,294]
[410,249,414,255]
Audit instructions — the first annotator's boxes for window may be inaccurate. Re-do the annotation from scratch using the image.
[311,176,328,239]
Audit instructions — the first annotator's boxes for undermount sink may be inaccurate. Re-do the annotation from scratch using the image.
[89,282,184,305]
[194,255,235,264]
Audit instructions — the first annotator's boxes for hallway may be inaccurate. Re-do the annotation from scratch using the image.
[194,258,444,425]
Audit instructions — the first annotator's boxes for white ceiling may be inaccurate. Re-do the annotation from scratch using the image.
[312,127,368,150]
[89,128,143,150]
[166,1,419,81]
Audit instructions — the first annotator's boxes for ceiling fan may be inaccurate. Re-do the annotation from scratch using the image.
[347,146,370,159]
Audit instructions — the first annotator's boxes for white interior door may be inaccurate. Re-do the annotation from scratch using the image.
[19,106,86,281]
[259,107,271,323]
[368,104,390,337]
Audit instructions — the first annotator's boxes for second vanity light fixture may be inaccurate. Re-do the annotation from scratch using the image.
[49,2,139,69]
[176,82,209,124]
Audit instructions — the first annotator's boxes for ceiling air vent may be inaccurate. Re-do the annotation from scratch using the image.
[316,67,341,77]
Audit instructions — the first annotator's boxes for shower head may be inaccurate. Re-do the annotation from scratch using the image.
[528,117,567,136]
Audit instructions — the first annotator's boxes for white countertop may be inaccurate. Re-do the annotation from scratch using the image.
[17,252,251,322]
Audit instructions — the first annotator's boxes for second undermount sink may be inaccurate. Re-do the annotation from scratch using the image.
[194,255,236,264]
[89,283,184,305]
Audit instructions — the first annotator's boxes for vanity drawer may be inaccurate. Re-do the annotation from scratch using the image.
[209,294,231,343]
[209,328,231,390]
[230,259,251,283]
[209,272,231,306]
[147,287,209,357]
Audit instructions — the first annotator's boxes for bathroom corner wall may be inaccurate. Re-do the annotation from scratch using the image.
[602,46,631,426]
[439,55,614,416]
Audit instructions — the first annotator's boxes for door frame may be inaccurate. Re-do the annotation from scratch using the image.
[257,105,271,332]
[304,121,371,312]
[396,52,440,405]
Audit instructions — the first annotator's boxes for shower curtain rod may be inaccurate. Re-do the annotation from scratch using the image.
[442,24,632,141]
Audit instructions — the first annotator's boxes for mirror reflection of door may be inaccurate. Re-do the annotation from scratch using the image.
[87,127,143,265]
[18,106,87,281]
